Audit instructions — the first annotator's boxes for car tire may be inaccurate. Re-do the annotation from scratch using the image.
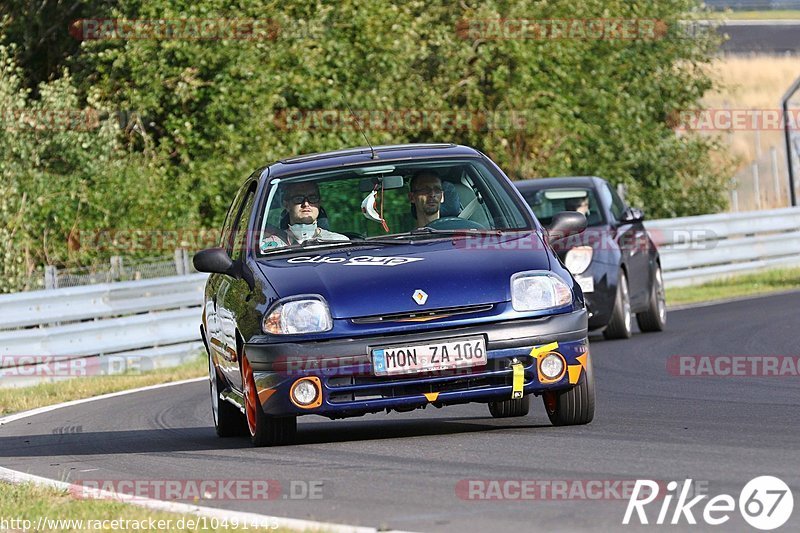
[603,270,632,339]
[241,351,297,447]
[209,355,243,437]
[542,355,595,426]
[636,265,667,332]
[488,395,530,418]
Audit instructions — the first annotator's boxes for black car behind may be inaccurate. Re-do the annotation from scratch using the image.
[515,176,666,339]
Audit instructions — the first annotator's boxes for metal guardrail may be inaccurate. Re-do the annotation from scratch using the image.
[705,0,800,10]
[1,208,798,387]
[646,207,800,287]
[0,274,207,388]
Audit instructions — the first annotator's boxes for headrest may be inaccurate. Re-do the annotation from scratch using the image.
[585,209,602,227]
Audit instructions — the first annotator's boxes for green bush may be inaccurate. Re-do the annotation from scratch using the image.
[0,44,190,292]
[1,0,731,292]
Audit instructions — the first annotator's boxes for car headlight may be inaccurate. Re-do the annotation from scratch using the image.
[564,246,593,275]
[511,272,572,312]
[263,296,333,335]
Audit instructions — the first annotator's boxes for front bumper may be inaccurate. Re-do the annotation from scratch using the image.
[244,309,589,419]
[579,269,615,330]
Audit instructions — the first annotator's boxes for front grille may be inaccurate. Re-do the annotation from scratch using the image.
[325,355,535,403]
[328,374,509,403]
[351,304,494,324]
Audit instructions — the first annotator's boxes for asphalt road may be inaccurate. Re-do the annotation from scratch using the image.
[719,20,800,54]
[1,292,799,532]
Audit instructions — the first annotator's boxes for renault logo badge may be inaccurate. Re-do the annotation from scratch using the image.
[412,289,428,305]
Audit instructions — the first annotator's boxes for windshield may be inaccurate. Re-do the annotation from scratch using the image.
[256,158,533,255]
[521,187,605,227]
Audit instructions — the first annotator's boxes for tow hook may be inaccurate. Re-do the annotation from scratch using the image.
[511,357,524,399]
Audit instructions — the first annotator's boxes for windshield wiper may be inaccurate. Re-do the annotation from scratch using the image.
[408,227,505,238]
[296,238,353,248]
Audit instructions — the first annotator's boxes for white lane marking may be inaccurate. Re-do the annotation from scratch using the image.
[0,377,206,427]
[0,466,386,533]
[0,378,416,533]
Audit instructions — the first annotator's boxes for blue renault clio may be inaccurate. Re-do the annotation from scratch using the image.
[195,143,594,446]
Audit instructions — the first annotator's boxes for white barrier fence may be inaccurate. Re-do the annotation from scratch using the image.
[646,207,800,287]
[0,274,207,388]
[1,208,798,387]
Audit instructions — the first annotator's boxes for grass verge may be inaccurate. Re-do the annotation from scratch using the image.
[0,354,206,416]
[0,482,284,532]
[666,267,800,306]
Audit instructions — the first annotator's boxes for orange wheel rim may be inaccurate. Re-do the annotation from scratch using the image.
[242,354,257,435]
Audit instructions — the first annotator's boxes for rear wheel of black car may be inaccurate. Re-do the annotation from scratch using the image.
[604,270,632,339]
[241,351,297,447]
[636,265,667,332]
[542,355,595,426]
[209,355,243,437]
[488,395,530,418]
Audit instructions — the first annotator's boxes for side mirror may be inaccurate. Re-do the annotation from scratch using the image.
[620,207,645,223]
[193,247,238,276]
[547,211,587,242]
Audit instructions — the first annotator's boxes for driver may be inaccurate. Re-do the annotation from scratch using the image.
[565,195,590,215]
[260,181,348,250]
[408,170,444,228]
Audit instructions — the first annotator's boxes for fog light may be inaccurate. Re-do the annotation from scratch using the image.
[539,353,566,380]
[290,377,321,408]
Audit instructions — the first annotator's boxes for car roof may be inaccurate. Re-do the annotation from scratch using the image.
[262,143,483,180]
[513,176,605,192]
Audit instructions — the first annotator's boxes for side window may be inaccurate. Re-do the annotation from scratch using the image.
[220,188,245,250]
[230,184,257,261]
[600,183,626,222]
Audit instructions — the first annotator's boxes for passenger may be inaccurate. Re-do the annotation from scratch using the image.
[260,182,348,250]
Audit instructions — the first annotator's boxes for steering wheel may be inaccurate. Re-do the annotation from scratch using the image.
[426,217,487,231]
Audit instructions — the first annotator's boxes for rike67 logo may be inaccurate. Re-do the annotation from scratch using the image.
[623,476,794,530]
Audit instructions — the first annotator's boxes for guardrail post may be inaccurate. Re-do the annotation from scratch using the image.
[183,248,191,274]
[44,265,58,290]
[174,248,188,275]
[752,162,761,210]
[110,256,123,281]
[771,146,781,205]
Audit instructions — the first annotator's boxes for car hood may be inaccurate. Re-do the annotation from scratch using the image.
[256,234,551,319]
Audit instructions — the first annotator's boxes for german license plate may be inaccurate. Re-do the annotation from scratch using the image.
[577,275,594,293]
[371,336,487,376]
